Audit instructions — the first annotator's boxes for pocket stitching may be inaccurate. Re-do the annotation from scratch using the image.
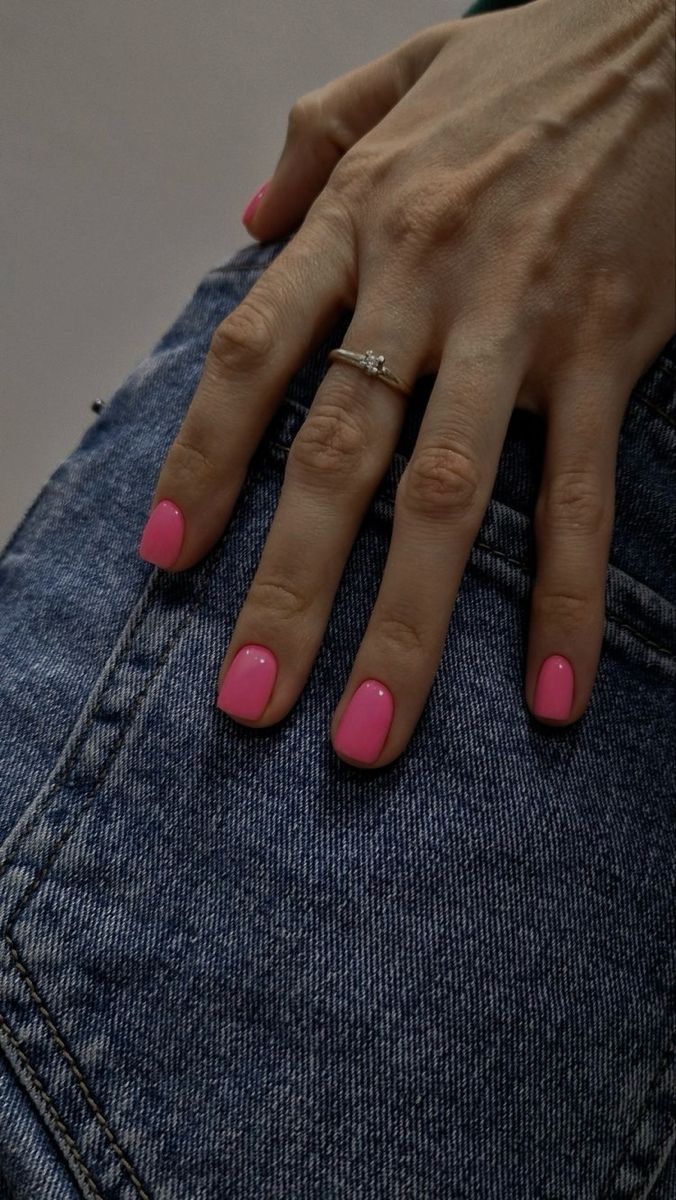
[3,932,151,1199]
[602,1023,676,1194]
[0,510,235,1198]
[0,1009,104,1200]
[0,566,166,884]
[0,460,260,889]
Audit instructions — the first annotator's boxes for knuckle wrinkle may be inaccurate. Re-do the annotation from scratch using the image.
[209,302,275,371]
[171,433,218,479]
[533,589,590,632]
[249,575,310,621]
[401,444,481,520]
[540,470,608,536]
[289,408,367,482]
[378,614,426,655]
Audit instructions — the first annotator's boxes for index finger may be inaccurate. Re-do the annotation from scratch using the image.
[138,206,354,571]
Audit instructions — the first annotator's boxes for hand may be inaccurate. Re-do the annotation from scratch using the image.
[138,0,675,767]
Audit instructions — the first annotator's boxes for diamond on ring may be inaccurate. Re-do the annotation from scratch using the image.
[326,346,413,397]
[363,349,386,377]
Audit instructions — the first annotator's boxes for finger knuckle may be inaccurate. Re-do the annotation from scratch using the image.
[448,327,512,376]
[378,612,426,655]
[593,269,642,333]
[531,589,590,633]
[380,175,471,248]
[324,149,393,233]
[170,429,220,480]
[287,404,368,486]
[209,299,275,372]
[328,147,371,198]
[399,443,481,521]
[290,88,352,153]
[287,94,320,136]
[307,186,355,250]
[248,573,311,621]
[538,469,608,536]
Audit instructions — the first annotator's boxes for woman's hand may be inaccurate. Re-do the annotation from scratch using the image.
[138,0,675,767]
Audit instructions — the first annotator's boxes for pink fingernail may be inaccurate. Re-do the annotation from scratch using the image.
[333,679,394,765]
[241,180,270,226]
[216,644,278,720]
[533,654,574,720]
[138,499,185,568]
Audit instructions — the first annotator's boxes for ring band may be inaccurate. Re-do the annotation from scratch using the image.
[327,348,414,397]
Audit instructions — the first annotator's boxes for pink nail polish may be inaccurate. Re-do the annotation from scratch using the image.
[138,499,185,568]
[216,644,278,720]
[533,654,574,720]
[333,679,394,765]
[241,180,270,226]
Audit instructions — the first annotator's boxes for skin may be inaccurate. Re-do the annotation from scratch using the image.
[143,0,675,767]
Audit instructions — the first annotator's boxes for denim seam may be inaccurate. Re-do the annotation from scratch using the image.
[0,1012,104,1200]
[0,565,222,1184]
[0,570,165,881]
[3,932,151,1200]
[634,388,676,429]
[600,1026,676,1199]
[3,962,673,1200]
[0,475,256,1197]
[0,464,252,883]
[0,422,673,1199]
[0,573,203,1200]
[474,544,674,660]
[0,478,59,576]
[603,617,673,660]
[0,574,182,885]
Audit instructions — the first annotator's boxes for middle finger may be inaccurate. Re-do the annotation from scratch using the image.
[330,327,530,767]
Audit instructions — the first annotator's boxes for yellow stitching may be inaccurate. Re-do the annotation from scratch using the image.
[0,1011,104,1200]
[5,934,151,1200]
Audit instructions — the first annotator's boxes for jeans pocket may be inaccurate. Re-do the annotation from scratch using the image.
[1,235,674,1200]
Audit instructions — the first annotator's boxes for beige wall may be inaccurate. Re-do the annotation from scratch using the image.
[1,0,466,550]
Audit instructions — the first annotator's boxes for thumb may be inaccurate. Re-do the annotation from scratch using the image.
[241,24,449,243]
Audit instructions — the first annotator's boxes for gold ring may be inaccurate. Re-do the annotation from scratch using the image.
[327,348,413,397]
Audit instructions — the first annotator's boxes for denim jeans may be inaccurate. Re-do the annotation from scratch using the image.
[1,221,675,1198]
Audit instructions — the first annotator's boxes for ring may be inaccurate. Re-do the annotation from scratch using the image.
[327,348,414,397]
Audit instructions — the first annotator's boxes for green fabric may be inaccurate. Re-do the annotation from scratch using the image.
[462,0,533,16]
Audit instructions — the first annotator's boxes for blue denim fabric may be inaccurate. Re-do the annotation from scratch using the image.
[1,226,675,1199]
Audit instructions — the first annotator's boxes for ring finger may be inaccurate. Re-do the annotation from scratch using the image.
[214,297,431,724]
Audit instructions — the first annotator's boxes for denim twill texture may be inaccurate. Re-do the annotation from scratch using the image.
[0,224,675,1199]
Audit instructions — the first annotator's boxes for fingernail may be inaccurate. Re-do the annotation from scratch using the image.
[333,679,394,765]
[241,180,270,226]
[533,654,574,720]
[216,644,278,720]
[138,499,185,568]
